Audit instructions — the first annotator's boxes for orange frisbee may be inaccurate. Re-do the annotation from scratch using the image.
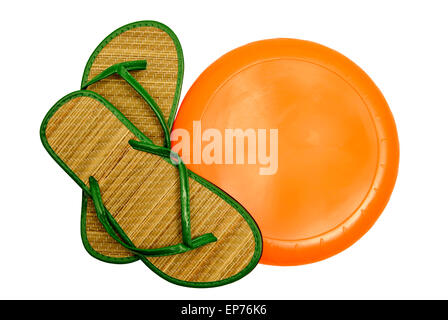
[172,39,399,266]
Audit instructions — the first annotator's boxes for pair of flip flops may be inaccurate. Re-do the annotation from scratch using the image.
[40,21,262,288]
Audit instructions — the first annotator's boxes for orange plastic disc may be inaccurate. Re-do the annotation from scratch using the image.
[172,39,399,266]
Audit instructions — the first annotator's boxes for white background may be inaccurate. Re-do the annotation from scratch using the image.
[1,0,447,299]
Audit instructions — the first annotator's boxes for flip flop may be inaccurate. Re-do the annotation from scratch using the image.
[40,22,262,287]
[173,38,399,266]
[79,21,184,263]
[41,91,262,287]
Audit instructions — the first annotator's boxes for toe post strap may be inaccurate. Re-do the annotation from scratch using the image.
[128,139,195,246]
[82,60,147,88]
[82,60,171,148]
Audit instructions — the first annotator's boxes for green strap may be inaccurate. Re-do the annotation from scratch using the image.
[82,60,171,149]
[89,177,217,257]
[128,139,194,247]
